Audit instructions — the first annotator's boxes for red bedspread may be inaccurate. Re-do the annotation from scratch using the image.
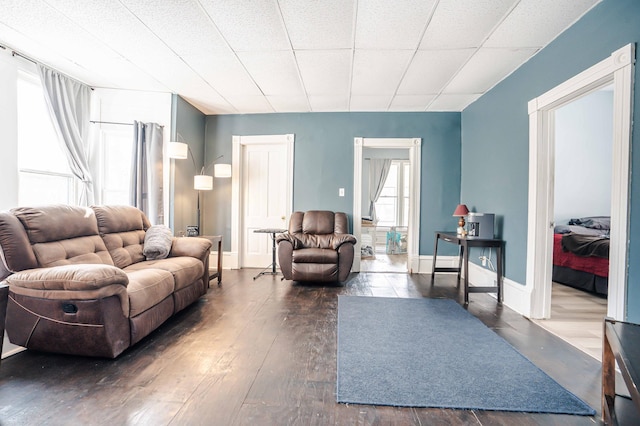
[553,233,609,277]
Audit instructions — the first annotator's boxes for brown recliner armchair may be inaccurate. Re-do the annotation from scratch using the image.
[276,211,357,282]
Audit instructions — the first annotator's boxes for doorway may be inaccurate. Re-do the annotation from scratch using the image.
[352,138,422,273]
[526,44,634,320]
[360,151,410,272]
[531,86,613,360]
[230,134,294,269]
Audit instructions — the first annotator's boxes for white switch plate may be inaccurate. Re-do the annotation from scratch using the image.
[339,188,345,197]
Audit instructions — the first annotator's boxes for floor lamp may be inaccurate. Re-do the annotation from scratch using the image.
[168,141,231,235]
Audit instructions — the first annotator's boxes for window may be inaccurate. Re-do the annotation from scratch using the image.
[17,70,75,206]
[98,127,132,205]
[375,160,410,227]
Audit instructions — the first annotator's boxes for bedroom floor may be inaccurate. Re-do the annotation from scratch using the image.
[531,282,607,361]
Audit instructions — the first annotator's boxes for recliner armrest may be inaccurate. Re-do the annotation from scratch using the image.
[276,233,302,249]
[331,234,357,250]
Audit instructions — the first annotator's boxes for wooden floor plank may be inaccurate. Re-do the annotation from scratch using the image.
[0,270,601,425]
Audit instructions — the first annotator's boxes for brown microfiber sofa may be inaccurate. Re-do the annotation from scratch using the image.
[0,205,211,358]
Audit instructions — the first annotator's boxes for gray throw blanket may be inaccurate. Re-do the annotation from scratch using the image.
[143,225,173,260]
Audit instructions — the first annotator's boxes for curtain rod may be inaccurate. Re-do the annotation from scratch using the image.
[90,120,164,128]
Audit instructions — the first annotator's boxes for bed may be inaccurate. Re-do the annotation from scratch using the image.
[552,216,610,297]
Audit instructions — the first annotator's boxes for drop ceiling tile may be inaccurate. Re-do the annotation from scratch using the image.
[355,0,438,49]
[389,94,436,111]
[427,93,482,111]
[225,95,274,113]
[183,95,237,115]
[484,0,600,48]
[199,0,289,51]
[295,50,351,95]
[267,95,310,112]
[279,0,355,49]
[352,50,414,95]
[350,95,392,111]
[183,52,262,97]
[309,95,349,112]
[118,0,228,56]
[443,47,538,94]
[420,0,518,49]
[397,49,474,95]
[237,50,304,96]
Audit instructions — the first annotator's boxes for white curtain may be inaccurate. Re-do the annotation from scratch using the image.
[38,65,94,205]
[131,121,164,224]
[368,159,392,222]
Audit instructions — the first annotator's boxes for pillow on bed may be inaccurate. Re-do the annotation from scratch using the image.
[568,216,610,230]
[554,225,572,234]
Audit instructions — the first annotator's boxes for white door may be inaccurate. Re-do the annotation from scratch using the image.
[240,140,291,268]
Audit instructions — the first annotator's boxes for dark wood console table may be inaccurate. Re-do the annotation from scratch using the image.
[603,317,640,424]
[431,231,504,305]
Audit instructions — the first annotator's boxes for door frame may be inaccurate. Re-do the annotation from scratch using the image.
[352,137,422,273]
[526,44,634,320]
[230,134,294,269]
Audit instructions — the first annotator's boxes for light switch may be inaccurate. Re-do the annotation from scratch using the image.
[339,188,345,197]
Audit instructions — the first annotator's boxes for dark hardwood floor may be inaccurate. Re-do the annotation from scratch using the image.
[0,270,601,425]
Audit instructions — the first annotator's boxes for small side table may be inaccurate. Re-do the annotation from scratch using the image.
[199,235,222,287]
[253,228,287,280]
[0,283,8,365]
[431,231,504,305]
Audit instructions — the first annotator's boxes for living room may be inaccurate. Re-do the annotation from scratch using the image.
[2,0,640,423]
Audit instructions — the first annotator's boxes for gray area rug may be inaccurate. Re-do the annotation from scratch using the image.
[336,296,595,415]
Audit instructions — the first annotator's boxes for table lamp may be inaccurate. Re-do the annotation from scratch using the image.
[453,204,469,235]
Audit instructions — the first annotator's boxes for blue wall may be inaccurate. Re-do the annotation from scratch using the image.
[203,112,461,253]
[171,95,206,236]
[461,0,640,321]
[555,90,613,222]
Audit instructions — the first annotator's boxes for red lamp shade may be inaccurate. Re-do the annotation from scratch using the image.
[453,204,469,217]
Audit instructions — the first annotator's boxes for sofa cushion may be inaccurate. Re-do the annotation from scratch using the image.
[292,247,338,264]
[126,269,174,317]
[12,205,99,243]
[124,257,204,291]
[32,236,114,268]
[93,205,150,269]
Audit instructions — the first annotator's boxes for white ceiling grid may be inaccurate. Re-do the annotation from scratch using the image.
[0,0,601,114]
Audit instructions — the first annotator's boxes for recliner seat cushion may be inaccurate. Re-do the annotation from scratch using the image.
[124,257,204,291]
[125,269,174,317]
[292,247,338,264]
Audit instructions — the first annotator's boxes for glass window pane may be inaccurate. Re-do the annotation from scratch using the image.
[17,72,70,174]
[19,172,73,206]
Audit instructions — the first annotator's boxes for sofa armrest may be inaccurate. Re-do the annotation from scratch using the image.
[168,237,212,262]
[5,264,131,317]
[5,264,128,291]
[276,232,301,249]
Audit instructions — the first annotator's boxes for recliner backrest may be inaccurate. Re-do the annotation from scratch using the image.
[8,205,114,268]
[289,210,349,235]
[92,205,150,269]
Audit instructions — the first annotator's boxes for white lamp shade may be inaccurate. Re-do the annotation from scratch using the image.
[194,174,213,190]
[214,163,232,178]
[168,142,188,159]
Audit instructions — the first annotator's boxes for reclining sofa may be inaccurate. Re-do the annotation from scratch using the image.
[0,205,211,358]
[277,210,356,282]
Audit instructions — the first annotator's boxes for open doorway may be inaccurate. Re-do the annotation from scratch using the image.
[526,43,633,322]
[532,86,612,360]
[360,149,410,273]
[352,138,421,274]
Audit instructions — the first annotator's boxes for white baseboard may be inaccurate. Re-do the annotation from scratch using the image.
[224,251,238,269]
[415,256,531,317]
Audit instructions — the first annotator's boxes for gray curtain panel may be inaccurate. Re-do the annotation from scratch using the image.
[38,65,94,205]
[131,121,164,225]
[368,159,392,222]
